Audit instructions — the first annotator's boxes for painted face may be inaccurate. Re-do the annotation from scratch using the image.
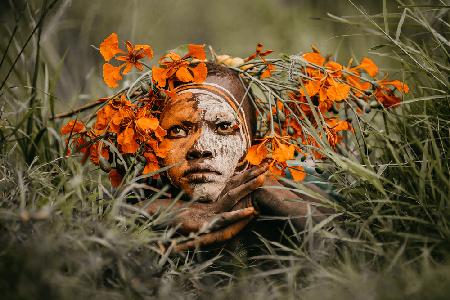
[159,84,249,202]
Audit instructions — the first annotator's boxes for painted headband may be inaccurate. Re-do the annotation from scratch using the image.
[174,82,251,149]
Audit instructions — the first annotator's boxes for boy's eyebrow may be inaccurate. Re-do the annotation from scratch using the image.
[181,121,195,128]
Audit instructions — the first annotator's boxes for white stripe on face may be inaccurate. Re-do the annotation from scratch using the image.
[182,91,247,201]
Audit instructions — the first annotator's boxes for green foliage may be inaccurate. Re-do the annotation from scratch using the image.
[0,1,449,299]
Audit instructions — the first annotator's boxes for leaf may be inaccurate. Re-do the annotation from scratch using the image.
[99,33,123,62]
[103,63,123,88]
[245,143,268,165]
[327,83,350,101]
[395,8,407,42]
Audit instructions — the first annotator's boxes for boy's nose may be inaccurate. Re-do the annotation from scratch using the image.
[186,148,213,160]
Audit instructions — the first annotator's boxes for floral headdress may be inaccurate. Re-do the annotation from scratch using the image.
[61,34,409,187]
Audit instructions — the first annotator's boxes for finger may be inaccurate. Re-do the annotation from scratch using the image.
[214,172,267,212]
[174,217,254,252]
[223,163,268,193]
[200,207,256,233]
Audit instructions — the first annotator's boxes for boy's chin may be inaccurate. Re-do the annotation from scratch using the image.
[189,182,226,203]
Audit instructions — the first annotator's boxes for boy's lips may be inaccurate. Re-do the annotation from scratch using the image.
[182,165,222,183]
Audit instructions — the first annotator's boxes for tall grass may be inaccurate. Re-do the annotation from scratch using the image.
[0,1,449,299]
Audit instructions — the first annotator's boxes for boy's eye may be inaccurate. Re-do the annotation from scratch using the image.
[168,125,188,138]
[216,121,237,135]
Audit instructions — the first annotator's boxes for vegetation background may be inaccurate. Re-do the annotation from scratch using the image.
[0,0,449,299]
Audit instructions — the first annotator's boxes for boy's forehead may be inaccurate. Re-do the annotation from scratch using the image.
[195,93,238,122]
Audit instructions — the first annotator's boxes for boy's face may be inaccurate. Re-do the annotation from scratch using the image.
[159,79,248,202]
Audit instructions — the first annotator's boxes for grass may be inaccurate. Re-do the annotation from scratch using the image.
[1,0,449,299]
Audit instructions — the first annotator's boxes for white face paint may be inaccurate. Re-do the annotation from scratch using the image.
[188,92,247,201]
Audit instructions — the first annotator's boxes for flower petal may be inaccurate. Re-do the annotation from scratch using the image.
[103,63,123,88]
[191,62,207,83]
[245,143,268,165]
[260,64,275,79]
[99,33,123,62]
[136,117,159,131]
[152,66,167,88]
[326,83,350,101]
[135,44,153,59]
[288,166,306,182]
[61,120,85,135]
[303,52,325,66]
[383,80,409,93]
[300,80,321,97]
[176,66,194,82]
[117,127,139,154]
[272,143,295,163]
[188,44,206,60]
[109,168,123,187]
[122,62,133,75]
[358,57,379,77]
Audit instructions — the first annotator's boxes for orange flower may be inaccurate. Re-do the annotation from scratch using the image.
[95,95,135,131]
[245,135,305,181]
[289,166,306,181]
[143,152,160,175]
[109,168,123,187]
[345,72,371,97]
[103,63,123,88]
[116,41,153,74]
[117,126,139,154]
[374,79,409,108]
[245,43,276,79]
[342,58,378,97]
[324,118,352,148]
[303,51,325,66]
[326,80,351,102]
[99,33,123,62]
[61,120,85,135]
[245,140,269,165]
[244,43,274,62]
[89,142,109,165]
[355,57,379,77]
[99,33,153,88]
[152,45,207,91]
[188,44,207,60]
[260,64,275,79]
[325,61,343,77]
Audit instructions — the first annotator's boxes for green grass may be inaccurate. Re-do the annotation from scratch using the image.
[1,1,449,299]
